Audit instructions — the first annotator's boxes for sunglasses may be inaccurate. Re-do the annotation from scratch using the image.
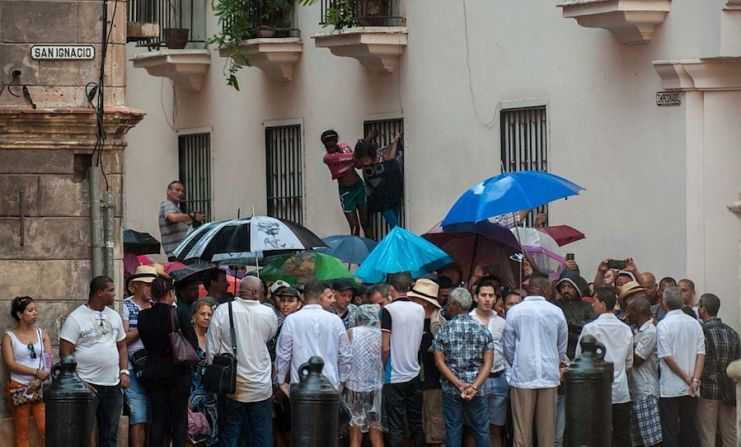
[27,343,37,360]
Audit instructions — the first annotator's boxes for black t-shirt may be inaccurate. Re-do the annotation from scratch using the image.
[418,318,441,390]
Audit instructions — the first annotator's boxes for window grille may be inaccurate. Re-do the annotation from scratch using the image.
[266,125,304,224]
[363,118,404,239]
[178,133,212,220]
[500,106,548,227]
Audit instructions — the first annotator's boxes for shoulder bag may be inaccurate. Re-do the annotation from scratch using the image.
[169,307,200,366]
[10,329,45,406]
[203,300,237,394]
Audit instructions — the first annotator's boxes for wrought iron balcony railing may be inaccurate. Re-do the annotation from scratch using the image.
[318,0,404,28]
[219,0,299,40]
[128,0,206,49]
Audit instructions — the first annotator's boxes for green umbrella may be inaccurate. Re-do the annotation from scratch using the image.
[260,252,355,285]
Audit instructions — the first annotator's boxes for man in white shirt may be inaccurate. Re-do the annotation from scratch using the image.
[576,286,634,446]
[503,273,568,447]
[657,286,705,447]
[381,272,426,447]
[59,276,129,447]
[626,296,662,447]
[207,276,277,446]
[276,280,351,393]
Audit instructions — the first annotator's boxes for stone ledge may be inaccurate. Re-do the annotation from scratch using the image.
[131,49,211,92]
[219,38,303,82]
[558,0,671,45]
[313,27,408,74]
[653,57,741,91]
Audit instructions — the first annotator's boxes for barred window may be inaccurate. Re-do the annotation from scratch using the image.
[500,106,548,226]
[178,132,212,220]
[266,125,303,224]
[363,118,404,239]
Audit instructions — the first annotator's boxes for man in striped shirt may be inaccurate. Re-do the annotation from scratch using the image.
[158,180,204,260]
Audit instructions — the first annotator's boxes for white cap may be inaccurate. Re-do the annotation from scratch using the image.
[270,280,291,294]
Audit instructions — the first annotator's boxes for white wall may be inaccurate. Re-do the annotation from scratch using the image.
[124,0,740,326]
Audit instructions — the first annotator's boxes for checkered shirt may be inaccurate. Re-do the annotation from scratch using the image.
[432,314,494,394]
[700,318,741,403]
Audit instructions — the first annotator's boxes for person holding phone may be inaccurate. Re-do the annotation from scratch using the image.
[2,296,52,447]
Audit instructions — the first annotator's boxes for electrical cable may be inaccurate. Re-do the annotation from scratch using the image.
[462,0,498,129]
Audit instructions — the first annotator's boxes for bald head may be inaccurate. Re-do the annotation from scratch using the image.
[627,296,651,326]
[527,274,551,298]
[239,276,263,301]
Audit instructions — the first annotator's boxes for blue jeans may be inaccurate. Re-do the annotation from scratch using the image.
[442,392,489,447]
[218,396,273,447]
[660,395,699,447]
[554,392,565,447]
[90,384,123,447]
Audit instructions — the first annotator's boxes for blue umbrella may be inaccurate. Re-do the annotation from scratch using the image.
[355,227,454,283]
[316,235,378,265]
[442,171,584,226]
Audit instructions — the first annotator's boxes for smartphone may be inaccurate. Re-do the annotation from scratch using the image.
[607,259,627,270]
[565,253,575,261]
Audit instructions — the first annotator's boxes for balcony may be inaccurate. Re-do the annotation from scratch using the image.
[215,0,303,82]
[557,0,671,46]
[312,0,408,74]
[128,0,211,91]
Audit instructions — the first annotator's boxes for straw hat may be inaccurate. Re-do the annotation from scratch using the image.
[619,280,647,301]
[408,279,441,309]
[129,265,157,283]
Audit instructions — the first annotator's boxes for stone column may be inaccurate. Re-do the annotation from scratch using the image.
[0,0,143,441]
[725,193,741,446]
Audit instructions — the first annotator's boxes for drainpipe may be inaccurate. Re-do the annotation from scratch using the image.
[89,165,103,278]
[102,190,115,279]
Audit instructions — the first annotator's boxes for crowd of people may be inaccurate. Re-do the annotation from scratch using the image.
[4,254,740,447]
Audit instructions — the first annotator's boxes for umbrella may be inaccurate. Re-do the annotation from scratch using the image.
[123,254,153,276]
[169,261,218,283]
[355,227,454,283]
[316,235,378,265]
[538,225,585,246]
[172,216,326,263]
[260,252,355,285]
[123,229,161,255]
[423,221,520,288]
[442,171,584,225]
[511,227,565,278]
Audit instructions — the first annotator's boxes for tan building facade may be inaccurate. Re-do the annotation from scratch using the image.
[0,0,142,441]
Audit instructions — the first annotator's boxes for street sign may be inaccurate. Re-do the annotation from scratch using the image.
[656,91,681,106]
[31,45,96,61]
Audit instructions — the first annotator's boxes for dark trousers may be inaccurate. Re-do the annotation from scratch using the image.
[145,374,191,447]
[612,402,632,447]
[660,395,700,447]
[218,396,273,447]
[383,377,425,447]
[89,384,123,447]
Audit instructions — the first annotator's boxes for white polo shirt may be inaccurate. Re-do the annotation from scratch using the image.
[576,312,633,404]
[657,309,705,398]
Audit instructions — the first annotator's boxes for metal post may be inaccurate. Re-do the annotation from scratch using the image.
[89,166,103,278]
[102,190,115,279]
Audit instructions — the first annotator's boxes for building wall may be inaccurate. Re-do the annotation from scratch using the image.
[125,0,741,327]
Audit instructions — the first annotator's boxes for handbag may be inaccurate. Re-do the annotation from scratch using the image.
[169,307,200,366]
[10,329,45,406]
[203,300,237,394]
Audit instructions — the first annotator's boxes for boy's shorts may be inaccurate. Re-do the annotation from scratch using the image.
[339,181,367,213]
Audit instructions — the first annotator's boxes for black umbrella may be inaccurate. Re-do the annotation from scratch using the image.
[169,261,217,283]
[123,229,161,255]
[172,216,326,263]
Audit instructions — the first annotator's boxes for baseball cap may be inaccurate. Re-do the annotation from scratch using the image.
[270,280,291,294]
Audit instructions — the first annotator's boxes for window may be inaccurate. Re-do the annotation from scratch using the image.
[363,118,404,239]
[266,125,303,224]
[178,132,212,220]
[500,106,548,226]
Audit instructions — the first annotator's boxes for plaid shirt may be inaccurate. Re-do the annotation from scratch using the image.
[700,318,741,403]
[432,314,494,394]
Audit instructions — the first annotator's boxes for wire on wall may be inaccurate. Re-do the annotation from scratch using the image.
[462,0,498,129]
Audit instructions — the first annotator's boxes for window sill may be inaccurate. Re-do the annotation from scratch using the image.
[131,49,211,92]
[312,26,408,74]
[558,0,671,46]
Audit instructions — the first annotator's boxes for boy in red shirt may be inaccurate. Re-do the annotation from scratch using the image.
[321,129,372,238]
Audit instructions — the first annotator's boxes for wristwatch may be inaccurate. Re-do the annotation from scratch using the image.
[120,369,130,376]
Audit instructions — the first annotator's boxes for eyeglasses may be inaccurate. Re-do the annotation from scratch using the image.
[27,343,37,360]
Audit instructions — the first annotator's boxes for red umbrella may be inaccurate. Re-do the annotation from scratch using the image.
[538,225,585,247]
[423,221,520,288]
